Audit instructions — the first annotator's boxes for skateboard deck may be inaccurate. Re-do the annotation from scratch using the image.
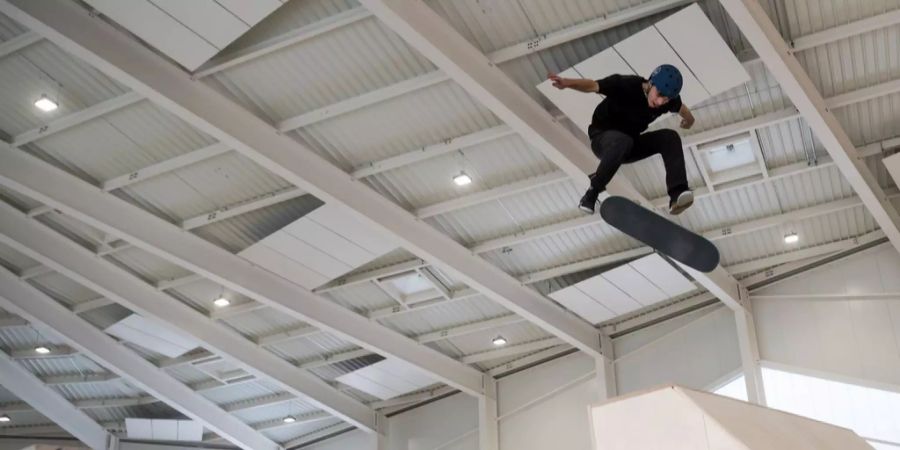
[600,196,720,272]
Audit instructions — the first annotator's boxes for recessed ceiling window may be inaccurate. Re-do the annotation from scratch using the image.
[702,138,756,172]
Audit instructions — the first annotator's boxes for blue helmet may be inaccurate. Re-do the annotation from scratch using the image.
[649,64,683,98]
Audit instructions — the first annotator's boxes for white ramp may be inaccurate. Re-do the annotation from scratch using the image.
[590,385,872,450]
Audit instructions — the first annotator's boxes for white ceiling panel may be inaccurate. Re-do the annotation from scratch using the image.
[335,358,435,400]
[306,204,397,257]
[576,275,643,316]
[601,264,668,306]
[105,314,200,358]
[85,0,216,69]
[574,49,638,81]
[239,243,330,289]
[614,27,710,106]
[536,68,595,131]
[548,286,616,324]
[629,254,696,298]
[655,4,750,97]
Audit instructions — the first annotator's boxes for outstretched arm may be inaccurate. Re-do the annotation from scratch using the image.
[548,73,599,93]
[678,104,695,129]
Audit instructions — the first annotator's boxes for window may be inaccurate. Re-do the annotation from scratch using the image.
[713,368,900,447]
[702,138,756,173]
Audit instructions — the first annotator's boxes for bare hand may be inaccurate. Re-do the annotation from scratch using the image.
[548,73,566,90]
[680,117,695,129]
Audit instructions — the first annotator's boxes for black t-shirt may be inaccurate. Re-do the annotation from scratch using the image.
[589,74,682,138]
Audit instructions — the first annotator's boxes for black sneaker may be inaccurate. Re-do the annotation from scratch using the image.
[668,190,694,215]
[579,188,600,214]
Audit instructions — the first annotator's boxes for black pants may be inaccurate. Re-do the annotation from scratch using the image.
[589,128,688,202]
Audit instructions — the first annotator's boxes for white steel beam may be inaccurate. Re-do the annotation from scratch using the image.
[413,75,900,221]
[71,296,114,314]
[734,302,766,405]
[11,92,143,147]
[479,378,499,450]
[0,0,603,362]
[603,229,887,336]
[17,264,53,280]
[0,30,40,58]
[719,0,900,255]
[352,125,516,179]
[0,150,482,400]
[0,349,114,450]
[369,385,456,410]
[298,349,372,370]
[415,315,525,344]
[0,315,28,327]
[725,236,876,274]
[460,337,563,364]
[42,372,118,385]
[790,9,900,52]
[179,187,306,230]
[487,345,572,377]
[415,172,568,219]
[274,0,690,134]
[596,333,617,400]
[282,424,357,449]
[0,201,377,432]
[359,0,746,312]
[3,396,155,413]
[254,325,319,347]
[0,271,278,450]
[102,142,230,191]
[277,71,448,131]
[195,7,373,78]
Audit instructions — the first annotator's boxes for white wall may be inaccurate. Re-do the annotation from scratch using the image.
[753,243,900,389]
[307,305,743,450]
[614,305,741,394]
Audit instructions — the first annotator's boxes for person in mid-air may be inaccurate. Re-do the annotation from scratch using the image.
[548,64,696,215]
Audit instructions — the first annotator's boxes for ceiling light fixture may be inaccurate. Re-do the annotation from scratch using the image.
[0,415,10,423]
[282,416,297,424]
[784,232,799,244]
[34,346,51,355]
[213,297,230,308]
[492,335,508,347]
[453,171,472,186]
[34,94,58,112]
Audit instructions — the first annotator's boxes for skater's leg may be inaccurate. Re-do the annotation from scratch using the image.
[632,129,693,214]
[580,130,634,213]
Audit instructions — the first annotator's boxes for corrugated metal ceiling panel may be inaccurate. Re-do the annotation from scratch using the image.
[118,152,292,224]
[783,0,900,36]
[295,80,499,172]
[367,134,554,212]
[376,295,508,338]
[0,40,128,137]
[224,0,359,54]
[208,16,435,125]
[718,205,878,267]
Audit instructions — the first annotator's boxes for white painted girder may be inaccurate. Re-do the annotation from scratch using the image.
[0,0,603,361]
[358,0,747,313]
[0,200,377,432]
[0,267,279,450]
[719,0,900,256]
[0,147,483,399]
[0,348,113,449]
[0,30,40,58]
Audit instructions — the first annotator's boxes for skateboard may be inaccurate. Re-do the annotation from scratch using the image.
[599,196,720,272]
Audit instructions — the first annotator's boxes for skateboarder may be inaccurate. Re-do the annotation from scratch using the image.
[548,64,696,215]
